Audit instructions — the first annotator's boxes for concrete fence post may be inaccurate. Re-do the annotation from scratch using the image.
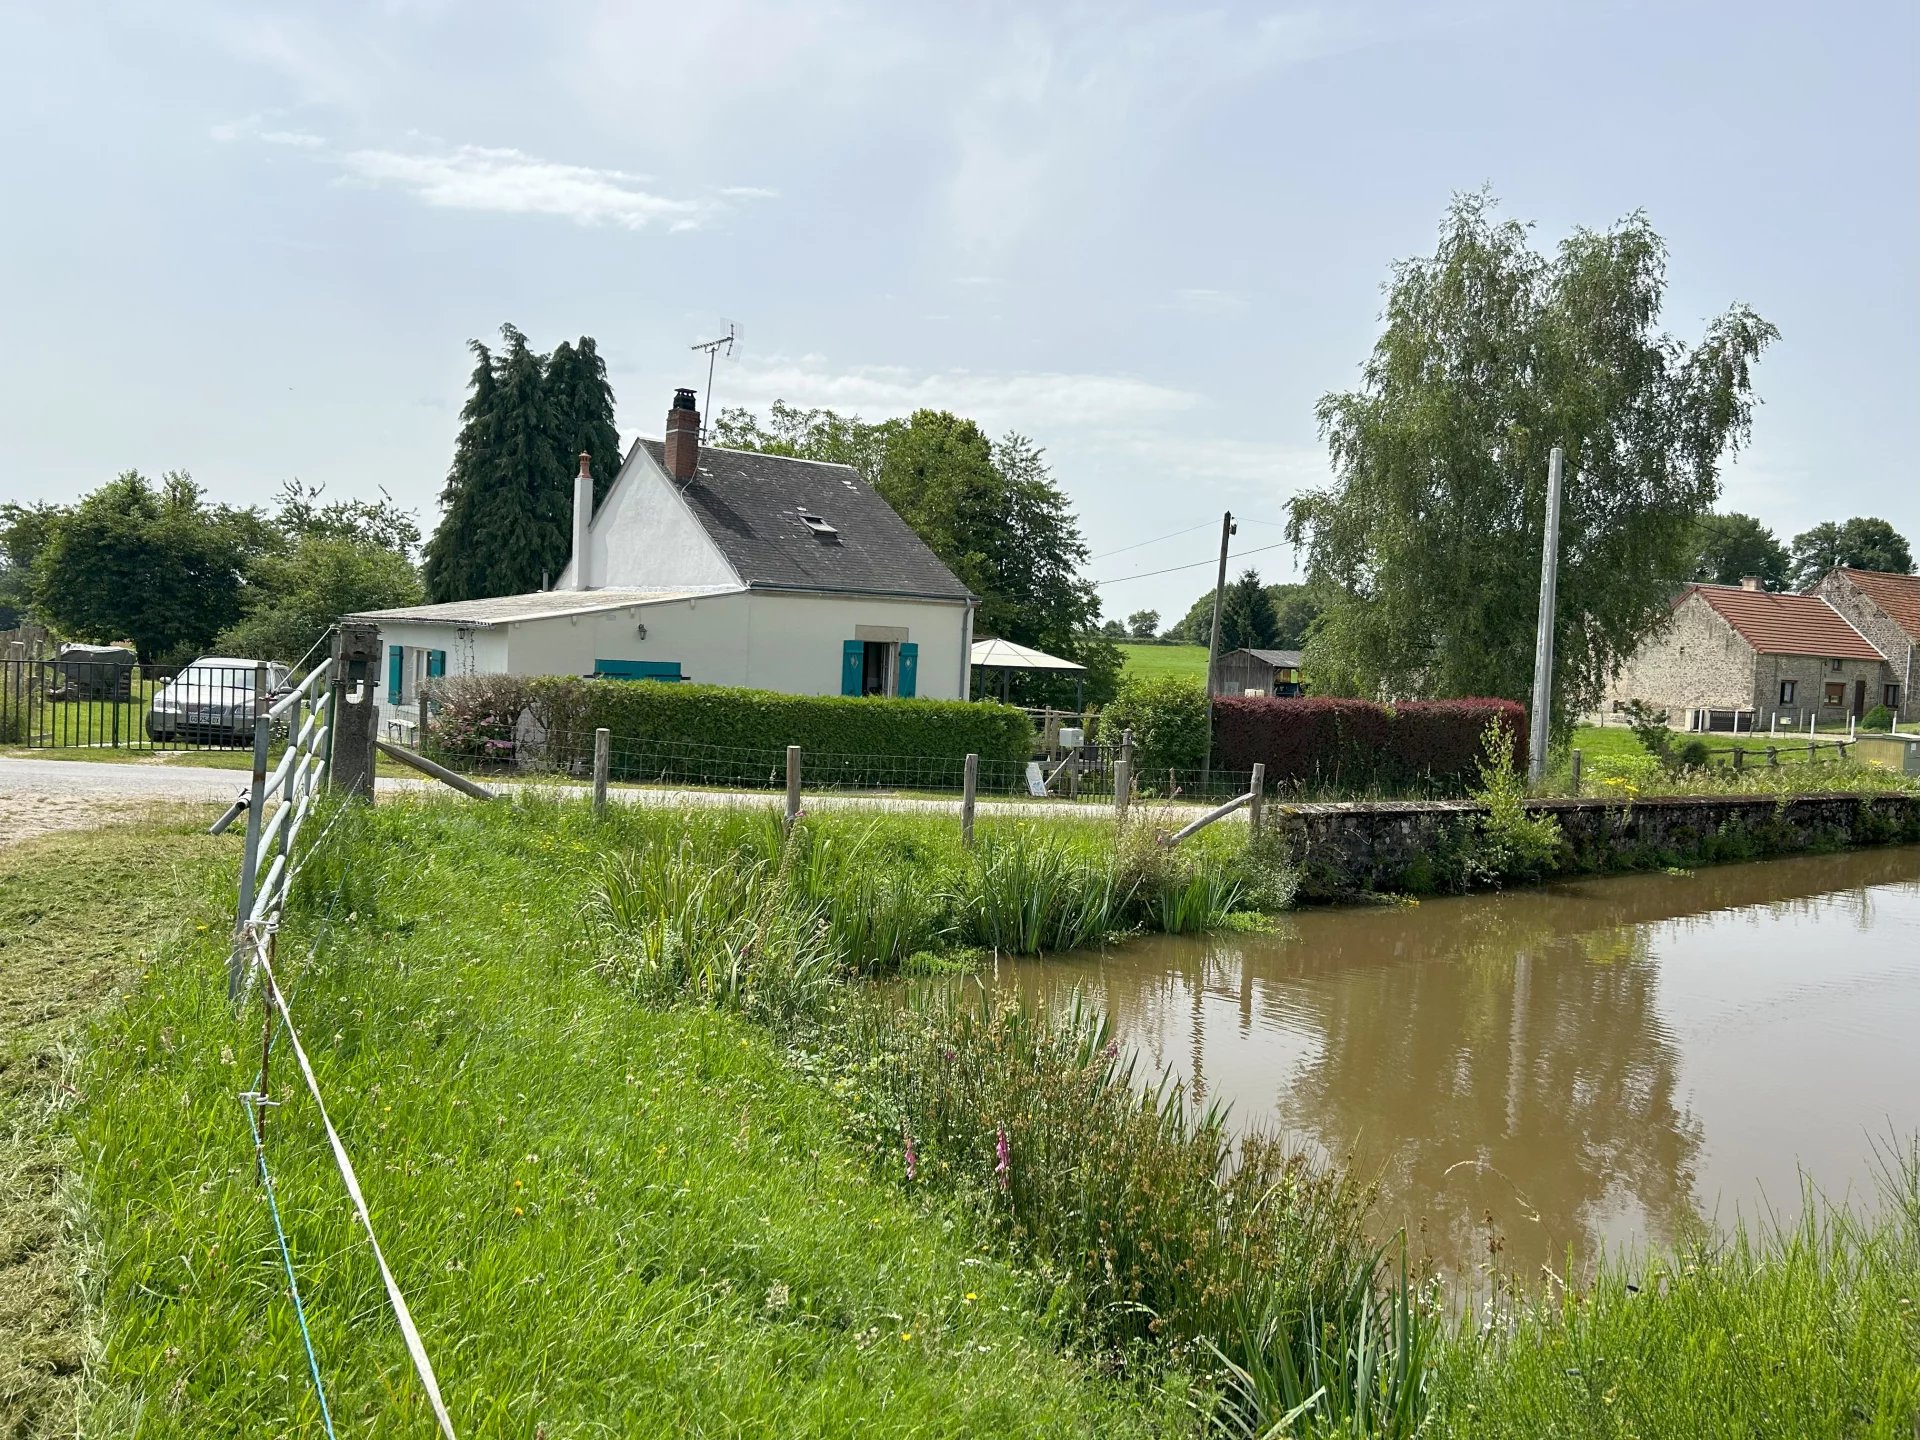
[962,752,978,848]
[1248,762,1265,833]
[784,745,802,831]
[328,622,380,801]
[417,690,430,751]
[592,727,611,814]
[1569,748,1582,791]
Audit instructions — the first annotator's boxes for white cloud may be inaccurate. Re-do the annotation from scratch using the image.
[335,144,708,229]
[718,185,780,200]
[724,354,1198,431]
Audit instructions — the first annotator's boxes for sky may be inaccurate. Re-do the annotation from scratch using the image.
[2,0,1915,626]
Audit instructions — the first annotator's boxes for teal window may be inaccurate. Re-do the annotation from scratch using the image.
[427,649,446,678]
[387,644,404,699]
[593,659,684,681]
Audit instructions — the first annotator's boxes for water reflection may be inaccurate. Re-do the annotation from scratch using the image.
[991,847,1920,1281]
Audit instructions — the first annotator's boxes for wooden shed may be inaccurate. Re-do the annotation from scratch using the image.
[1212,647,1305,697]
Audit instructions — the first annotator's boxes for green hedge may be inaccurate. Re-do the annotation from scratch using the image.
[519,676,1033,786]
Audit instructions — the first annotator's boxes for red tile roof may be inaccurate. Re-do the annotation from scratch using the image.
[1838,567,1920,644]
[1689,584,1884,660]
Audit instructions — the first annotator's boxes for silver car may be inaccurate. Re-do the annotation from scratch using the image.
[145,657,291,744]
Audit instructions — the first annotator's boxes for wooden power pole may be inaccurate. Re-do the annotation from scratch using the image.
[1202,510,1236,778]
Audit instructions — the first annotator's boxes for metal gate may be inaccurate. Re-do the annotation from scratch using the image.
[0,657,294,753]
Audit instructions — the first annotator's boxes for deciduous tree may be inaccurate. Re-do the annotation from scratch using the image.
[1788,516,1914,588]
[1287,193,1776,735]
[33,471,271,663]
[1693,512,1790,590]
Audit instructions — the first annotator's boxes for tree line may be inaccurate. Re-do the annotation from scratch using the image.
[0,475,420,665]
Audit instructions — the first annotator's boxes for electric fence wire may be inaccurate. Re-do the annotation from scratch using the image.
[243,1092,338,1440]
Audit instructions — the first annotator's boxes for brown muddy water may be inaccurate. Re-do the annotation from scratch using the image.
[987,846,1920,1284]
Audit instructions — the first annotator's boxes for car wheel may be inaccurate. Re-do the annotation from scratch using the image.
[145,716,171,742]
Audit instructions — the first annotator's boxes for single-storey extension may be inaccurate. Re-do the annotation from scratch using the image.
[1606,577,1900,730]
[353,389,977,737]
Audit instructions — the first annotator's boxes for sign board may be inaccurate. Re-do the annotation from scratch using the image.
[1025,760,1049,797]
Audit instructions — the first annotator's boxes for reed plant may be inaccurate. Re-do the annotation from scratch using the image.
[834,990,1399,1429]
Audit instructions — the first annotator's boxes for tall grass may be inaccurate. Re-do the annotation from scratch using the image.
[1430,1143,1920,1436]
[580,798,1282,1004]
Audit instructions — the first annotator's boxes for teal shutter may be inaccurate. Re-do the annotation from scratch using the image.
[897,642,918,698]
[427,649,446,678]
[842,640,864,696]
[387,644,404,699]
[594,659,683,680]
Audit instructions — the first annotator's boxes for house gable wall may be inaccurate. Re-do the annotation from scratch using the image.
[1815,571,1918,722]
[554,446,738,592]
[1606,593,1757,716]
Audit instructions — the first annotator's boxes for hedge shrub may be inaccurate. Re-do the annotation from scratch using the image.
[1213,696,1526,795]
[430,674,1034,786]
[1101,674,1210,775]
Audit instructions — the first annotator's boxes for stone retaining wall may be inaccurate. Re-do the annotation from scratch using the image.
[1271,792,1920,901]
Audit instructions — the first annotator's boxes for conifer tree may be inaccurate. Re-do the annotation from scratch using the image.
[544,337,624,508]
[422,325,623,601]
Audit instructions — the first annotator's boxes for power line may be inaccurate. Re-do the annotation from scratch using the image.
[1088,520,1215,562]
[1092,539,1290,587]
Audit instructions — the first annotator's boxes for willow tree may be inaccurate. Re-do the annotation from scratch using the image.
[1287,193,1777,736]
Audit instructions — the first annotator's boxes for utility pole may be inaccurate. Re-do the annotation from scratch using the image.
[1201,510,1236,778]
[1527,447,1565,786]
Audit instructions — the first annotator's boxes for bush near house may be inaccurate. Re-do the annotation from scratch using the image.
[1863,704,1895,733]
[1214,695,1526,794]
[429,674,1033,782]
[1100,673,1211,774]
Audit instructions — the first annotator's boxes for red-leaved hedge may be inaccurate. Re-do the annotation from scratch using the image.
[1213,696,1527,794]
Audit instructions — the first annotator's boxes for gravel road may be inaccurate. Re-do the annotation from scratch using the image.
[0,755,1211,833]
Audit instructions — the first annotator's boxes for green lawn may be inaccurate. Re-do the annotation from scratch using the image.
[1117,642,1207,682]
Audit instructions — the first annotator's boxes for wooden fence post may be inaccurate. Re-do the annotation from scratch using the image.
[785,745,802,831]
[592,727,610,813]
[1733,746,1744,772]
[962,752,978,848]
[1767,746,1778,767]
[1569,748,1582,791]
[1248,762,1265,833]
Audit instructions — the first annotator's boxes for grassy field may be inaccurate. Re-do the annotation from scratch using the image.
[1117,642,1208,682]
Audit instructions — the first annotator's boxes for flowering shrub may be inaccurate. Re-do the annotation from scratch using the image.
[425,673,538,766]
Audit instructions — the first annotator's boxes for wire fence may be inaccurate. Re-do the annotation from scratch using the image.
[218,655,462,1439]
[431,723,1265,806]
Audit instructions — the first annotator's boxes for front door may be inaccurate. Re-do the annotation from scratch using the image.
[1854,678,1868,718]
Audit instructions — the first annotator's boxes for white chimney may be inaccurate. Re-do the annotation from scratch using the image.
[571,452,594,590]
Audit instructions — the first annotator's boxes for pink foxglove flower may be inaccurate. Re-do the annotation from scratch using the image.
[901,1120,918,1182]
[994,1126,1010,1191]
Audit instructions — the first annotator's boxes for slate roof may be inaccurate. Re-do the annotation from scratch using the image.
[351,588,731,629]
[1689,584,1884,660]
[1837,567,1920,644]
[638,439,973,602]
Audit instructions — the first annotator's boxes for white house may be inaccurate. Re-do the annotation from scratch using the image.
[352,389,976,735]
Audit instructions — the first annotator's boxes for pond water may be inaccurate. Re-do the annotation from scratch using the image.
[987,846,1920,1283]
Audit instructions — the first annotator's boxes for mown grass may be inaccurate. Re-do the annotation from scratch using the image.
[0,813,229,1438]
[71,797,1189,1438]
[1118,643,1210,682]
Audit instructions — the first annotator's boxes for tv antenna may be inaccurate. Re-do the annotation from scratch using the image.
[690,322,738,439]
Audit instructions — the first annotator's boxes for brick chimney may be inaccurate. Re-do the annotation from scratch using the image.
[664,388,700,482]
[1740,575,1762,591]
